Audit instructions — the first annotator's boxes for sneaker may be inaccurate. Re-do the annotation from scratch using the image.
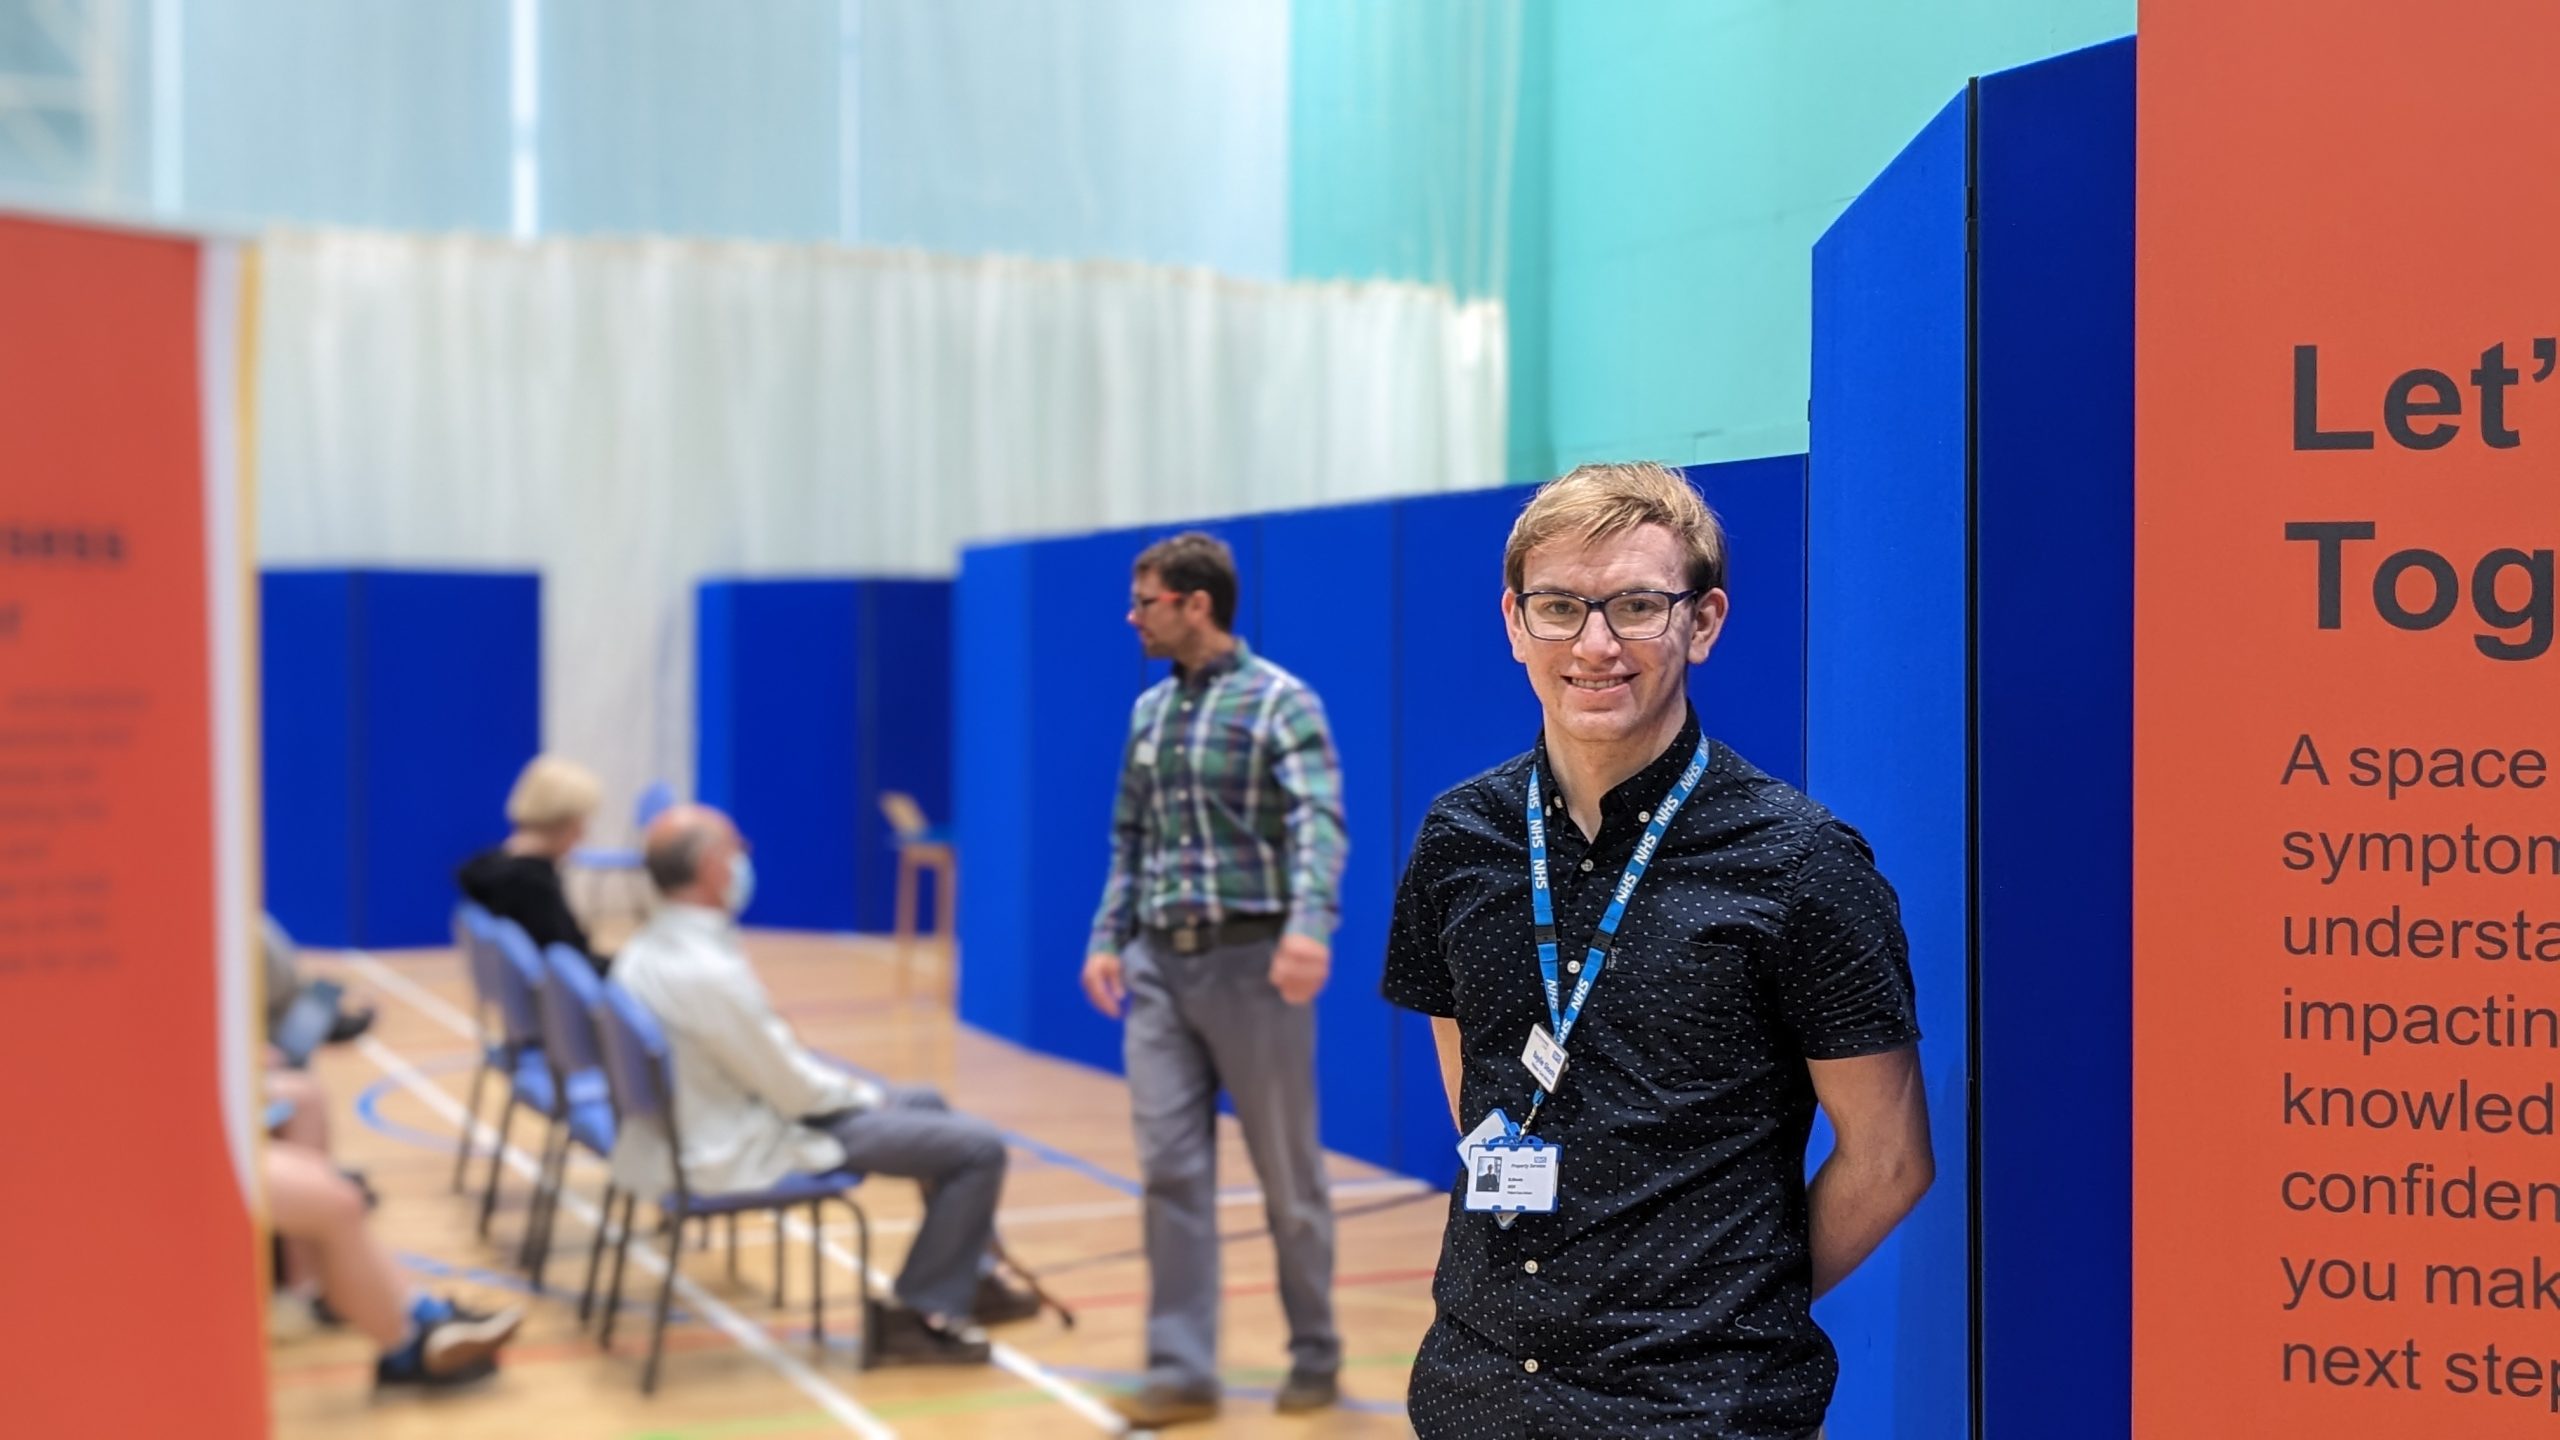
[871,1304,993,1366]
[1274,1368,1339,1414]
[375,1301,524,1388]
[1108,1381,1220,1428]
[970,1273,1043,1327]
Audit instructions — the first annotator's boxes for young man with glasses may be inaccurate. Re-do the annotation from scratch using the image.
[1082,531,1350,1427]
[1383,462,1933,1440]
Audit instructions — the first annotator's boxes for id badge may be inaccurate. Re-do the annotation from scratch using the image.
[1457,1107,1512,1161]
[1461,1135,1561,1215]
[1521,1022,1568,1092]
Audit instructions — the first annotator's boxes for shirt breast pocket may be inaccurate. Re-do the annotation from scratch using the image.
[1612,937,1779,1091]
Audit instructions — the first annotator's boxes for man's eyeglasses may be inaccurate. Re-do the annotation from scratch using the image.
[1130,592,1185,613]
[1513,588,1701,642]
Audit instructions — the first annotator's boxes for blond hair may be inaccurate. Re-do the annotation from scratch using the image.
[1502,461,1727,595]
[505,755,602,832]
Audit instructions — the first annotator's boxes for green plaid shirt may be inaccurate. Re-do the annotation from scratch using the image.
[1087,639,1348,952]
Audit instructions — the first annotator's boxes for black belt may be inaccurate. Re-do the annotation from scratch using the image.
[1145,914,1287,955]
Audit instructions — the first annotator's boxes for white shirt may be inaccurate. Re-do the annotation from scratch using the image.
[607,904,880,1196]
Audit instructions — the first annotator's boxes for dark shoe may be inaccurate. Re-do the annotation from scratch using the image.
[871,1304,993,1366]
[1108,1382,1220,1428]
[1274,1368,1339,1414]
[326,1004,376,1044]
[971,1272,1043,1327]
[375,1302,523,1387]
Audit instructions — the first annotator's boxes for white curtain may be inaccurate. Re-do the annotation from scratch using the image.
[252,229,1505,841]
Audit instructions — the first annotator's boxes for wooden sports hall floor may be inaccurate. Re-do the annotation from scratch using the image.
[274,933,1441,1438]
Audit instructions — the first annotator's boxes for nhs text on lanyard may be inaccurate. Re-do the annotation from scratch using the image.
[1461,737,1712,1221]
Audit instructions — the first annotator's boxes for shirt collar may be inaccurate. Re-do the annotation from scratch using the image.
[1176,635,1251,686]
[654,901,734,936]
[1531,705,1709,824]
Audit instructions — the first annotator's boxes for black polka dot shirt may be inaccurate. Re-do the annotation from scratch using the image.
[1383,709,1920,1439]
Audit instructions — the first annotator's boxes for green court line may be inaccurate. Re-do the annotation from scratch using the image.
[623,1411,838,1440]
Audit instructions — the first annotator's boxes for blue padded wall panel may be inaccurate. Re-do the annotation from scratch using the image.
[260,571,359,946]
[1022,530,1153,1074]
[857,580,955,936]
[1806,91,1972,1440]
[1259,500,1399,1175]
[696,582,738,812]
[1975,39,2133,1438]
[715,580,860,931]
[1388,483,1532,1183]
[1683,456,1808,790]
[955,544,1037,1045]
[354,571,541,948]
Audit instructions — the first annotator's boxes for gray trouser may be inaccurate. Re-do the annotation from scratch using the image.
[1123,930,1339,1393]
[813,1084,1005,1320]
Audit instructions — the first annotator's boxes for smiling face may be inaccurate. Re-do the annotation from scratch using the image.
[1504,522,1727,756]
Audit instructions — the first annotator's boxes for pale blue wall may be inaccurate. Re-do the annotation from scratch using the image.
[10,1,2140,480]
[1546,0,2132,468]
[1289,0,2136,477]
[541,0,842,242]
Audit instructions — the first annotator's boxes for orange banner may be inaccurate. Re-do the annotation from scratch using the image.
[0,216,263,1433]
[2138,5,2560,1434]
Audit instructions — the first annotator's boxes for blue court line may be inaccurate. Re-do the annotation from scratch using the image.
[354,1063,1140,1198]
[350,1040,1311,1211]
[819,1049,1146,1198]
[356,1064,481,1154]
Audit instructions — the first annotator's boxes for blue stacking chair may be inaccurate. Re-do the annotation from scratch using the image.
[589,978,877,1393]
[449,902,543,1199]
[471,916,571,1240]
[521,941,620,1293]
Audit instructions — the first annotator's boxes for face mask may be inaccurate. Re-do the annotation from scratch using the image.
[724,853,756,917]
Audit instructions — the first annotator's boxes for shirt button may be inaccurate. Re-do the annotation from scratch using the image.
[1523,1259,1539,1274]
[1578,858,1594,872]
[1638,809,1652,823]
[1523,1358,1540,1374]
[1566,960,1581,974]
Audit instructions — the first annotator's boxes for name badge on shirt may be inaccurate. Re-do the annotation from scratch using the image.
[1462,1134,1561,1214]
[1521,1022,1568,1092]
[1134,740,1157,767]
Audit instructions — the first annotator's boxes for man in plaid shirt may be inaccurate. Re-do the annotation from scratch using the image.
[1081,531,1348,1427]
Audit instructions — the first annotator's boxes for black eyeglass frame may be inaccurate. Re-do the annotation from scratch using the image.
[1511,587,1705,642]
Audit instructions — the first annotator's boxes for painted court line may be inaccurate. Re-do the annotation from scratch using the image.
[343,950,1120,1435]
[350,1032,896,1440]
[338,951,1422,1206]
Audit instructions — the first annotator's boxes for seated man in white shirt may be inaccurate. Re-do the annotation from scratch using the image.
[610,804,1038,1364]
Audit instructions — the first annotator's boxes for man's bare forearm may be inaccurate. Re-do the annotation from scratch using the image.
[1806,1134,1932,1298]
[1432,1016,1463,1127]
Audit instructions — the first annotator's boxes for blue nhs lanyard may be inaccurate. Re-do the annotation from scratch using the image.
[1519,735,1712,1130]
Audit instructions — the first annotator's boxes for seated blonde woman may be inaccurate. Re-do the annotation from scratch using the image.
[457,754,611,975]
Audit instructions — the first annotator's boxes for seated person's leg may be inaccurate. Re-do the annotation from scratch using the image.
[266,1068,332,1155]
[827,1086,1047,1324]
[267,1142,406,1349]
[265,1142,522,1386]
[812,1092,1021,1359]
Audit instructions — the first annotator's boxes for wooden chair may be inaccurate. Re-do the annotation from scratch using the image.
[880,791,955,1001]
